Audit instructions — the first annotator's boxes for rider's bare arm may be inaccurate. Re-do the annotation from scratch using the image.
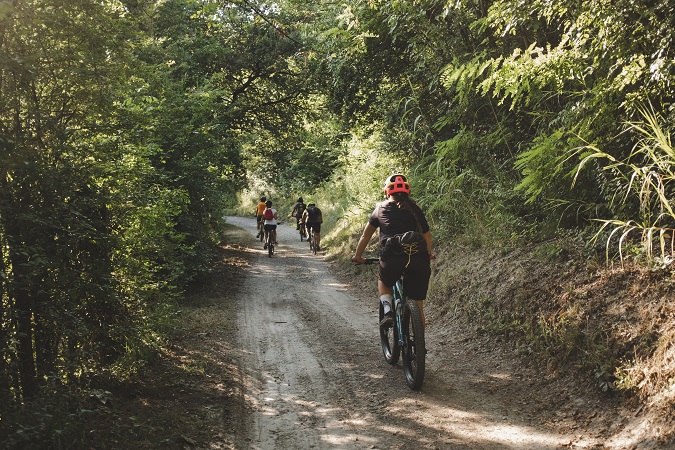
[352,223,377,264]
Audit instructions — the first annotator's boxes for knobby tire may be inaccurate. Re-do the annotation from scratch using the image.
[309,231,316,254]
[401,300,426,390]
[379,302,400,365]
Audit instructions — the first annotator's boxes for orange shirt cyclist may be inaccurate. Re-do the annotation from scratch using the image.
[255,196,267,237]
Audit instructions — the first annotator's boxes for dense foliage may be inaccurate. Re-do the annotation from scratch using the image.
[317,0,674,243]
[1,0,674,446]
[0,1,324,444]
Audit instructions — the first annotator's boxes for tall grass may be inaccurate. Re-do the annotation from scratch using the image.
[574,105,675,267]
[409,151,532,250]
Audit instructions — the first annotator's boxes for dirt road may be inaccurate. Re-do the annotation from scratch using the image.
[223,216,608,449]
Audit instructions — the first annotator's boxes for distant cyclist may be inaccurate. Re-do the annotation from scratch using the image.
[291,197,307,234]
[262,200,278,249]
[255,196,267,238]
[351,174,433,329]
[302,201,323,250]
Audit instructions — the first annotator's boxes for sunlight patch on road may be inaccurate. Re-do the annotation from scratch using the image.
[319,432,378,447]
[325,281,349,289]
[487,372,512,380]
[392,399,567,449]
[463,423,565,447]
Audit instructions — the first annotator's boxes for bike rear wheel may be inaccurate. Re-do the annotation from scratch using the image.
[379,302,400,365]
[401,300,425,390]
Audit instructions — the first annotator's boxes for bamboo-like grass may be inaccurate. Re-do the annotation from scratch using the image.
[574,105,675,267]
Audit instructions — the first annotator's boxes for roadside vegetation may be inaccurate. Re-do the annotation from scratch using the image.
[1,0,674,447]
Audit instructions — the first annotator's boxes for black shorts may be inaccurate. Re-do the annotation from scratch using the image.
[256,215,263,223]
[306,222,321,233]
[379,253,431,300]
[264,224,277,232]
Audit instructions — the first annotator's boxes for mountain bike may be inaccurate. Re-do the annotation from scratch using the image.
[308,227,317,254]
[363,257,426,390]
[289,215,307,241]
[264,228,275,257]
[257,219,264,242]
[256,217,264,242]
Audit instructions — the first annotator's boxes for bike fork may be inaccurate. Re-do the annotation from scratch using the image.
[395,309,406,348]
[393,284,406,348]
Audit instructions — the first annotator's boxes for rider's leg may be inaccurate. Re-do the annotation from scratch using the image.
[378,279,394,314]
[273,228,277,244]
[315,232,321,249]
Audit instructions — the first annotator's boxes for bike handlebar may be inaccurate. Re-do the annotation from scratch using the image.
[352,257,379,265]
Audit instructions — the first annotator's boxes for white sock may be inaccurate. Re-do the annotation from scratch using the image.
[380,294,393,314]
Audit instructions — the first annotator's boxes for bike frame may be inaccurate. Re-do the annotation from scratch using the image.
[264,227,275,257]
[364,257,425,390]
[392,280,406,348]
[308,227,317,254]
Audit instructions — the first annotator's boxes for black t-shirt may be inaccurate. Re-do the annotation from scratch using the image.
[306,206,321,222]
[368,200,430,246]
[293,202,306,217]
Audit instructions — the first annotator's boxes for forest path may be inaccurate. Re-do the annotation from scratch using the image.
[220,216,605,449]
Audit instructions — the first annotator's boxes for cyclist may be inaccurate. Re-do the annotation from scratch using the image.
[351,174,433,329]
[262,199,278,249]
[255,196,267,238]
[302,201,323,250]
[291,197,307,235]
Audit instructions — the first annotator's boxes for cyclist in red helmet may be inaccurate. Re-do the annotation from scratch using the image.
[351,174,433,329]
[262,199,278,249]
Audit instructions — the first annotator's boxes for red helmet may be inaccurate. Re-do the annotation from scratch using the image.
[383,174,410,197]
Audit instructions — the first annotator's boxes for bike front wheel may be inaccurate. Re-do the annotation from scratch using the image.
[401,300,425,390]
[379,303,400,365]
